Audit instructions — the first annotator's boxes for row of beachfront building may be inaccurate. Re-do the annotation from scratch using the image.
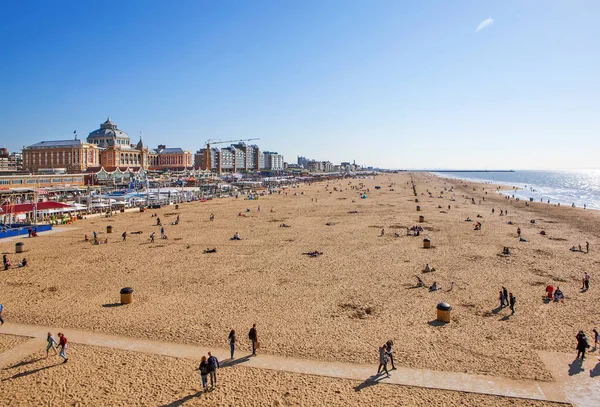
[19,117,285,175]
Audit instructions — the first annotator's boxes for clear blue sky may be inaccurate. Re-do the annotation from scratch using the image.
[1,1,598,169]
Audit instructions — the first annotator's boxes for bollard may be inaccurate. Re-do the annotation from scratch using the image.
[423,238,431,249]
[120,287,133,304]
[107,225,113,233]
[436,302,452,322]
[419,215,424,223]
[15,242,24,253]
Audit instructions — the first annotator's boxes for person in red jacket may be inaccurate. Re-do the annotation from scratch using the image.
[58,332,68,363]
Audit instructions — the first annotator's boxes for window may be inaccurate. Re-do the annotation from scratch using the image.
[12,179,23,184]
[62,178,72,182]
[51,178,62,183]
[0,180,10,185]
[27,179,38,184]
[73,177,83,182]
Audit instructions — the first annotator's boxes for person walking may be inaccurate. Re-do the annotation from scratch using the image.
[149,232,155,243]
[576,331,589,360]
[502,287,509,307]
[586,241,590,253]
[199,356,209,391]
[0,303,4,326]
[509,293,516,315]
[228,329,236,359]
[209,213,214,221]
[121,231,127,241]
[58,332,68,363]
[498,291,504,308]
[249,324,258,356]
[593,328,599,349]
[207,352,220,388]
[386,340,396,370]
[160,227,165,239]
[517,227,521,237]
[45,332,58,357]
[377,344,390,377]
[583,272,590,290]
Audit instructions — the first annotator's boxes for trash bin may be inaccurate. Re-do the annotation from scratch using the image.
[419,215,424,223]
[175,204,179,210]
[416,205,421,211]
[107,225,113,233]
[437,302,452,322]
[120,287,133,304]
[15,242,24,253]
[415,198,419,203]
[423,238,431,248]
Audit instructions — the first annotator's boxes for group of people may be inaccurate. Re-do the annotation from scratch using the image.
[2,254,27,270]
[545,285,564,302]
[498,287,517,314]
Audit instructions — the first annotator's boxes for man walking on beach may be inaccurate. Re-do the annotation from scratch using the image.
[586,241,589,253]
[150,232,155,243]
[207,352,220,388]
[0,303,4,326]
[58,332,68,363]
[249,324,258,356]
[576,331,589,360]
[509,293,516,315]
[46,332,58,357]
[122,231,127,241]
[583,272,590,290]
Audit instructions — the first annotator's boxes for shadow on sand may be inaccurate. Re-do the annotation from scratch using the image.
[158,391,204,407]
[354,374,389,392]
[2,363,61,382]
[102,303,123,308]
[427,320,447,327]
[221,354,252,368]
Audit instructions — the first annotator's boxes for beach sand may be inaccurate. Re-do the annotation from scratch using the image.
[0,172,598,404]
[0,344,565,407]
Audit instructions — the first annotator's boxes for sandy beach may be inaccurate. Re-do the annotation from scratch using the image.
[1,171,597,405]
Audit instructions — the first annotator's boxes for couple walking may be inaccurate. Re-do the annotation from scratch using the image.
[227,324,259,360]
[46,332,69,363]
[198,352,220,391]
[377,340,396,377]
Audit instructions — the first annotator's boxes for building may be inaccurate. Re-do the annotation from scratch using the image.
[195,143,263,174]
[22,117,192,174]
[262,151,284,171]
[22,139,100,173]
[0,149,22,172]
[0,173,85,190]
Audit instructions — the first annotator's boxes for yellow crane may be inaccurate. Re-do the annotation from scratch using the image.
[202,138,260,171]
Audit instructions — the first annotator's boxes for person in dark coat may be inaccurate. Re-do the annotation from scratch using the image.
[576,331,589,360]
[199,356,209,391]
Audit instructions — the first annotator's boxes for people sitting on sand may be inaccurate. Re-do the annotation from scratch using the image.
[171,219,179,225]
[502,247,511,255]
[280,223,290,228]
[31,230,38,237]
[546,285,554,299]
[519,237,528,242]
[540,230,546,236]
[394,232,401,238]
[326,222,335,226]
[474,222,482,230]
[447,281,454,292]
[161,234,168,240]
[246,208,250,212]
[423,264,436,273]
[477,214,483,218]
[4,258,11,270]
[210,213,215,221]
[231,232,241,240]
[303,250,323,257]
[553,287,564,302]
[17,258,27,268]
[530,219,536,224]
[415,276,425,287]
[204,248,217,253]
[156,217,162,226]
[429,282,442,292]
[465,217,472,222]
[570,246,582,252]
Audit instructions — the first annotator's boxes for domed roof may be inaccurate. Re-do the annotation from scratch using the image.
[87,117,130,145]
[136,136,145,149]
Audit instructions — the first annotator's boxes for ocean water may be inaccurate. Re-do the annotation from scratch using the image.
[431,170,600,210]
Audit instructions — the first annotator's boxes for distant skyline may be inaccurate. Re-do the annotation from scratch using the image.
[1,1,599,170]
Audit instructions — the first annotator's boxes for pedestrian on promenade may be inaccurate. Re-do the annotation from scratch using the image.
[207,352,220,388]
[58,332,68,363]
[509,293,516,315]
[0,303,4,325]
[249,324,258,356]
[228,329,236,359]
[377,344,390,377]
[386,340,396,370]
[46,332,58,357]
[199,356,209,391]
[576,331,589,360]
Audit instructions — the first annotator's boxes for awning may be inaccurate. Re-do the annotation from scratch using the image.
[1,201,73,214]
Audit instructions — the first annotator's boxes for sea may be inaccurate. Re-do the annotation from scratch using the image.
[431,170,600,211]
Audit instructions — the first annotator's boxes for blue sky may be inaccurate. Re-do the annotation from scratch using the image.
[1,1,598,169]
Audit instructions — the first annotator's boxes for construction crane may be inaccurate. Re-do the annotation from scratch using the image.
[202,138,260,172]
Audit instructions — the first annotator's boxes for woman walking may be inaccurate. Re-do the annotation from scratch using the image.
[199,356,209,392]
[228,329,236,359]
[45,332,58,357]
[377,344,391,377]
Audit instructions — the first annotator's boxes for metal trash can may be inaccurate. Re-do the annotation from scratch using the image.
[423,238,431,248]
[107,225,113,233]
[120,287,133,304]
[416,205,421,211]
[175,204,179,210]
[437,302,452,322]
[15,242,24,253]
[419,215,424,223]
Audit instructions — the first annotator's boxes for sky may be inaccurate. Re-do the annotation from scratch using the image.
[1,0,599,170]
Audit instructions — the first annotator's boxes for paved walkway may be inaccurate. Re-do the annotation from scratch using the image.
[1,322,597,406]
